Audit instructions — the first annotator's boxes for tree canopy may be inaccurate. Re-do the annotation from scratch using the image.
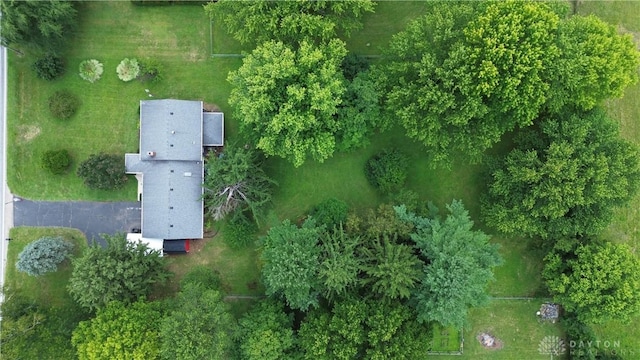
[297,299,430,360]
[547,14,640,111]
[543,239,640,324]
[228,39,348,167]
[68,234,170,311]
[482,109,640,239]
[0,0,77,52]
[260,219,322,311]
[397,200,502,328]
[376,1,560,166]
[235,300,295,360]
[72,300,162,360]
[160,283,235,360]
[205,0,375,46]
[359,237,421,300]
[203,143,276,222]
[318,227,362,302]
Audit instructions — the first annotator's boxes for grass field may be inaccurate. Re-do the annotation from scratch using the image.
[5,227,87,306]
[6,1,640,357]
[430,300,565,360]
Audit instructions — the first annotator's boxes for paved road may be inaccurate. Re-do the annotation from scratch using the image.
[14,200,141,246]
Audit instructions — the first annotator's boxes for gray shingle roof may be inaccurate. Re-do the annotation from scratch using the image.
[203,112,224,146]
[140,99,203,162]
[139,160,204,239]
[126,99,220,240]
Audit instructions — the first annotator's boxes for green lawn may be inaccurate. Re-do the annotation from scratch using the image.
[5,227,86,307]
[6,1,640,356]
[7,2,240,200]
[449,300,565,360]
[165,224,263,297]
[3,227,90,357]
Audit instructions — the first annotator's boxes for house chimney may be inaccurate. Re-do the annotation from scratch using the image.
[147,151,156,157]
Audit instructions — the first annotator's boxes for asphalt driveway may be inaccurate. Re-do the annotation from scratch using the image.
[14,199,141,245]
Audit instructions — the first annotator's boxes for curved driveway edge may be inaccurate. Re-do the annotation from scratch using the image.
[14,200,141,246]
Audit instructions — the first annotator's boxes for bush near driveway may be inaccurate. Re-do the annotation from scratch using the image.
[76,153,128,190]
[41,149,72,175]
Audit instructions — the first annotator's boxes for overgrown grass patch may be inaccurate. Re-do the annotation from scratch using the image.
[430,323,462,353]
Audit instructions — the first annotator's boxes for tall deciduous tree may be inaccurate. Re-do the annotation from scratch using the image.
[68,234,170,311]
[260,219,322,311]
[543,239,640,324]
[0,0,77,52]
[160,283,235,360]
[547,15,640,112]
[397,200,502,328]
[228,39,347,167]
[336,71,387,152]
[205,0,375,46]
[203,143,276,222]
[298,299,430,360]
[72,300,162,360]
[376,1,560,165]
[235,300,295,360]
[482,109,640,239]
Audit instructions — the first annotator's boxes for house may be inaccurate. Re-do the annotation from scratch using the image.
[125,99,223,252]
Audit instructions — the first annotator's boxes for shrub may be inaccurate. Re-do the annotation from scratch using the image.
[48,90,79,120]
[16,236,74,276]
[116,58,140,81]
[78,59,103,83]
[224,212,258,249]
[77,153,128,190]
[32,53,65,80]
[365,148,409,194]
[390,188,420,212]
[138,58,163,82]
[41,149,72,175]
[310,198,349,229]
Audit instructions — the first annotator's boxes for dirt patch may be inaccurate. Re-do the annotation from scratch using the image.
[477,332,503,350]
[189,237,207,253]
[203,102,221,112]
[17,125,41,143]
[185,47,205,62]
